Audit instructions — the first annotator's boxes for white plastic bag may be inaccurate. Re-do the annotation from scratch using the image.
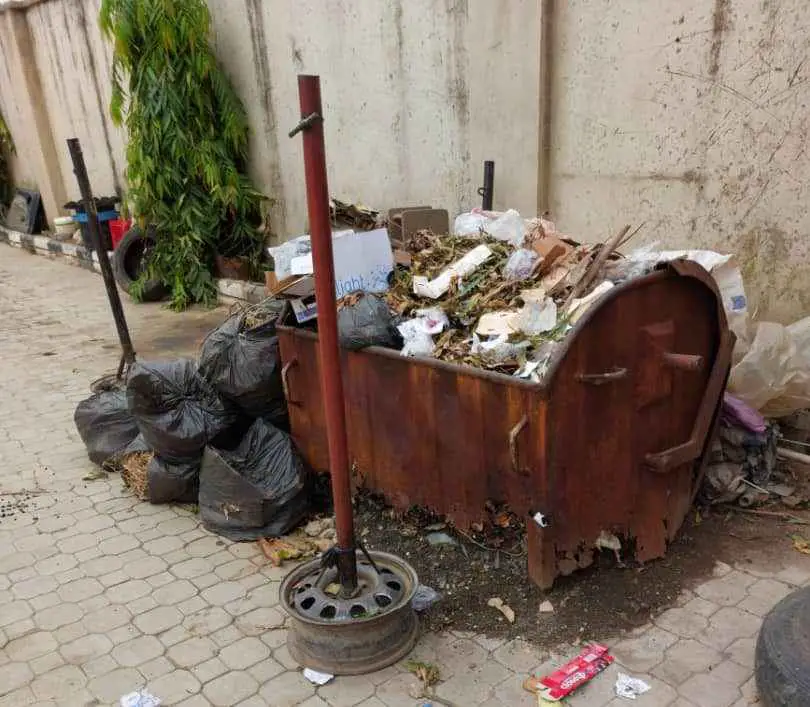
[398,308,449,357]
[453,210,490,236]
[453,208,526,245]
[470,334,530,363]
[504,249,538,281]
[487,209,526,245]
[729,317,810,417]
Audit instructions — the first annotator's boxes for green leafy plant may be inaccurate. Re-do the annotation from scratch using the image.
[99,0,265,309]
[0,111,14,212]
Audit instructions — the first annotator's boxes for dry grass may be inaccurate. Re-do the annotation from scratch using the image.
[121,451,153,500]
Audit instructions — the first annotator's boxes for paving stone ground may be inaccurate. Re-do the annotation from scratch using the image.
[1,246,808,706]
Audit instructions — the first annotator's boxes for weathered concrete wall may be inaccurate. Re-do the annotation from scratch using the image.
[0,13,39,188]
[26,0,125,200]
[552,0,810,323]
[4,0,539,235]
[2,0,809,323]
[208,0,540,238]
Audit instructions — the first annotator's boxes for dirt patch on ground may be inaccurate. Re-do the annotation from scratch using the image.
[351,492,808,648]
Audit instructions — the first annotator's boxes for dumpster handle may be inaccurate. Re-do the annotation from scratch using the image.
[576,367,627,385]
[662,352,704,371]
[509,414,529,475]
[281,358,299,405]
[644,330,734,473]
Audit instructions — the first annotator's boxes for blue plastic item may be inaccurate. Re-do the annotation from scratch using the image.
[74,210,119,223]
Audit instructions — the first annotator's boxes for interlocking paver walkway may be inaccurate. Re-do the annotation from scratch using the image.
[1,245,807,706]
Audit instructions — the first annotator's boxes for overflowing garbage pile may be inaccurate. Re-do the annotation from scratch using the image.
[383,214,623,379]
[74,298,310,541]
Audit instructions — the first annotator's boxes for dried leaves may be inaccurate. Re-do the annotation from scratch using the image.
[121,451,153,500]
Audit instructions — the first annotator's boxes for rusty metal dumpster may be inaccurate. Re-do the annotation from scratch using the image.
[277,260,734,588]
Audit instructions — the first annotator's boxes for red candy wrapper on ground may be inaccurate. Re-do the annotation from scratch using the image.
[538,643,615,701]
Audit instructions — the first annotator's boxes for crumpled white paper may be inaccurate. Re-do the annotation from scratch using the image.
[120,692,161,707]
[303,668,334,686]
[615,672,651,700]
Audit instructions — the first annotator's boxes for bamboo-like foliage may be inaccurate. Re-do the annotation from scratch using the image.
[0,111,14,211]
[99,0,265,309]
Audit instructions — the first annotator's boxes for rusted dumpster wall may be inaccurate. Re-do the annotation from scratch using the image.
[279,263,732,587]
[279,331,547,531]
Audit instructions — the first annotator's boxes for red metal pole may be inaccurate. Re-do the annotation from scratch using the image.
[295,75,357,593]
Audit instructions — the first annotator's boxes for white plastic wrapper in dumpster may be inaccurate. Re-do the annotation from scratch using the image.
[199,419,309,540]
[74,390,139,466]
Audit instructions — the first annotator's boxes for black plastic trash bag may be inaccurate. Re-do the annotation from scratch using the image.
[147,455,200,504]
[199,419,309,540]
[74,390,139,466]
[198,313,288,425]
[127,359,235,463]
[337,292,402,351]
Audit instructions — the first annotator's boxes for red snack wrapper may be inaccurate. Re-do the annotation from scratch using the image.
[538,643,614,701]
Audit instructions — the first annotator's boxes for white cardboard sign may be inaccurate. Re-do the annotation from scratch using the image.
[289,228,393,298]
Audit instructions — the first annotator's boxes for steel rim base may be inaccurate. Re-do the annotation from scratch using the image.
[280,550,419,675]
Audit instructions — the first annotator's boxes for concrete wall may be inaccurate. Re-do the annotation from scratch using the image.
[208,0,540,237]
[0,0,808,323]
[551,0,810,323]
[26,0,125,199]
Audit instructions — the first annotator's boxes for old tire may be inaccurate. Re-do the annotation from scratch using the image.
[755,586,810,706]
[113,226,168,302]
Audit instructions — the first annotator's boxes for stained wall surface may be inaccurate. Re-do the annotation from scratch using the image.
[1,0,807,322]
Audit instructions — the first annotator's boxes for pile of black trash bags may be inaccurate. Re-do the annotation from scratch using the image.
[74,309,309,541]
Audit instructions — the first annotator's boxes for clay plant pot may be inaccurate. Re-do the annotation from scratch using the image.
[214,254,251,281]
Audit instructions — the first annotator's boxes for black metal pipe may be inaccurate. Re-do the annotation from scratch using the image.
[67,138,136,373]
[478,160,495,210]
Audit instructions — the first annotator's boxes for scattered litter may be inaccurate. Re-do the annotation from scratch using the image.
[533,512,550,528]
[702,421,780,506]
[790,534,810,555]
[119,691,161,707]
[615,673,651,700]
[595,530,621,552]
[304,517,335,537]
[487,596,516,623]
[424,522,447,532]
[768,483,797,498]
[411,584,442,611]
[530,643,615,701]
[406,660,441,701]
[539,600,554,613]
[256,529,333,566]
[722,393,766,434]
[303,668,334,686]
[426,531,458,546]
